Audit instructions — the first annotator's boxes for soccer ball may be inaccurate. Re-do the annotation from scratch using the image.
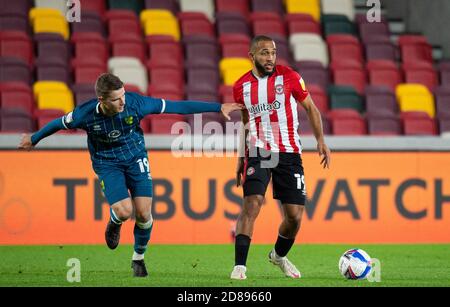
[338,248,372,280]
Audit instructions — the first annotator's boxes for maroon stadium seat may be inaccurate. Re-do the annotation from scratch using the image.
[74,64,107,85]
[144,0,179,15]
[404,68,438,92]
[365,92,398,118]
[71,10,105,36]
[111,38,146,64]
[368,118,402,135]
[0,108,35,132]
[180,17,215,38]
[147,40,183,69]
[251,0,284,15]
[185,42,219,69]
[331,117,367,135]
[186,68,220,95]
[0,31,33,66]
[147,114,186,134]
[0,90,34,115]
[216,0,250,18]
[0,57,31,84]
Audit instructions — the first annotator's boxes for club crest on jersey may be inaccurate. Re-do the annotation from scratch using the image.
[247,167,255,176]
[108,130,121,139]
[243,91,250,98]
[275,84,284,95]
[125,116,134,125]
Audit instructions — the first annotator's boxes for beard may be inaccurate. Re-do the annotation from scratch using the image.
[255,59,275,76]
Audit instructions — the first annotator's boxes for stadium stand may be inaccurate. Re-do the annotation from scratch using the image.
[0,0,448,136]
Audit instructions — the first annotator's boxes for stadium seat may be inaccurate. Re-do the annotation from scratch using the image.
[404,68,438,92]
[328,43,364,68]
[143,18,180,41]
[251,0,284,16]
[331,117,367,135]
[296,65,329,90]
[33,81,70,99]
[321,0,354,21]
[0,31,33,66]
[108,57,142,70]
[147,40,183,69]
[147,114,186,134]
[396,84,431,101]
[186,68,220,95]
[185,42,219,69]
[0,0,30,18]
[298,110,331,135]
[365,92,398,118]
[70,11,105,36]
[436,95,450,119]
[35,33,70,66]
[36,90,74,113]
[368,66,403,92]
[288,19,321,35]
[34,0,68,16]
[0,16,30,33]
[219,58,252,85]
[72,84,96,106]
[74,65,107,85]
[71,33,108,65]
[398,95,435,118]
[111,65,148,94]
[328,85,364,111]
[148,67,184,96]
[359,22,389,42]
[401,43,433,66]
[0,109,35,132]
[186,112,225,133]
[108,17,142,40]
[220,34,250,58]
[365,42,397,62]
[111,38,146,64]
[285,0,320,21]
[216,0,250,18]
[179,0,215,22]
[322,14,356,36]
[216,13,251,37]
[332,68,367,95]
[291,41,328,66]
[79,0,107,17]
[29,8,70,40]
[36,62,71,84]
[0,90,34,115]
[179,15,215,38]
[145,0,179,15]
[368,118,402,135]
[402,113,437,135]
[439,119,450,136]
[108,0,145,16]
[0,57,31,84]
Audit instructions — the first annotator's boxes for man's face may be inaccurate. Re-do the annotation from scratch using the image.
[100,87,126,114]
[250,40,277,76]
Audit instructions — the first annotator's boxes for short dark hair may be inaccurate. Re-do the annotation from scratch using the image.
[95,73,124,99]
[250,35,274,53]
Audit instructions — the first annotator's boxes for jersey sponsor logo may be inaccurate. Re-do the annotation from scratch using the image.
[275,84,284,95]
[108,130,121,139]
[243,91,250,98]
[246,166,255,176]
[248,100,281,116]
[125,116,134,125]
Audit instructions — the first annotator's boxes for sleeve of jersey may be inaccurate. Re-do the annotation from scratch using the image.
[233,84,244,104]
[138,95,221,116]
[30,109,81,145]
[30,117,65,145]
[291,71,309,102]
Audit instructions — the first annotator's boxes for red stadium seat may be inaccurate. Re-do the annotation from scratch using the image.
[147,114,187,134]
[79,0,107,17]
[332,68,367,95]
[0,31,33,66]
[0,90,34,115]
[180,17,215,38]
[111,38,146,64]
[216,0,250,18]
[402,116,437,135]
[368,118,402,135]
[74,65,107,85]
[71,33,108,65]
[288,20,321,35]
[147,41,183,69]
[368,67,403,91]
[331,117,367,135]
[404,68,438,92]
[252,19,286,37]
[148,67,184,96]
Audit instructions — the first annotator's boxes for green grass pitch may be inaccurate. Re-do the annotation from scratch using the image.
[0,244,449,287]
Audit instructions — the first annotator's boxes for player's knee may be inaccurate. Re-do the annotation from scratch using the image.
[135,211,152,224]
[242,196,263,220]
[113,204,133,221]
[285,214,302,229]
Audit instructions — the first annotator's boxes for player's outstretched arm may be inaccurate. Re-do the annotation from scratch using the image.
[298,94,331,169]
[17,117,65,150]
[162,100,243,120]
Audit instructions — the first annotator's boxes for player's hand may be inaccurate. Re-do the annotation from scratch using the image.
[236,157,245,187]
[317,141,330,169]
[221,103,244,120]
[18,134,34,151]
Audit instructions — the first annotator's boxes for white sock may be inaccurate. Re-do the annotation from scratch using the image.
[132,251,144,261]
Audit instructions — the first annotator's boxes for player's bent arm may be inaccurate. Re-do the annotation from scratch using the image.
[30,117,66,146]
[298,94,325,143]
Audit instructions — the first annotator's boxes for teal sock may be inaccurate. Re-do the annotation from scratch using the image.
[133,221,153,255]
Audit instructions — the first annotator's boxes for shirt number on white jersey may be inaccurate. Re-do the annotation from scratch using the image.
[137,158,150,173]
